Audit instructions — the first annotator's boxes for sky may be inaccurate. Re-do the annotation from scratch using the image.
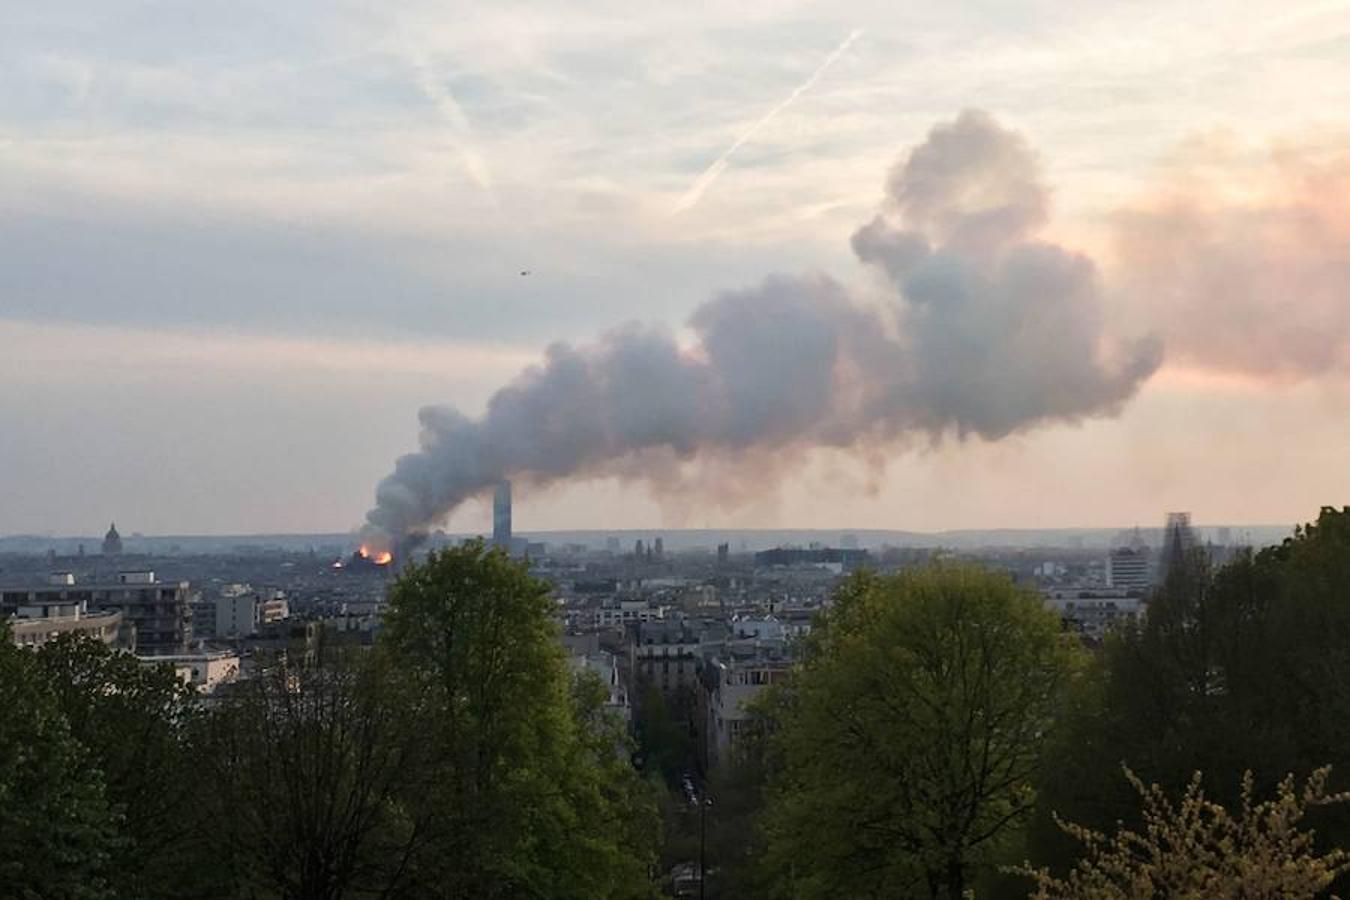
[3,0,1349,537]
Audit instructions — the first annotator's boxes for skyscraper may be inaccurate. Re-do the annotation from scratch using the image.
[492,480,512,548]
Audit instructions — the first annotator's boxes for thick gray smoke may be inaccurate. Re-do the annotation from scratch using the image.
[363,110,1161,549]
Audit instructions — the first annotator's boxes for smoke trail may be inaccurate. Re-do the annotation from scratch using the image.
[362,110,1161,549]
[672,29,862,214]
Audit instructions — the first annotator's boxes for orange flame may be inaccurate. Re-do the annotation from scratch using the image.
[355,545,392,565]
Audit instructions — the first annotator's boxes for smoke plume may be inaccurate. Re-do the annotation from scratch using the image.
[1113,134,1350,379]
[362,110,1161,548]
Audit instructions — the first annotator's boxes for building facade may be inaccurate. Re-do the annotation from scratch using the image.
[632,618,705,693]
[705,653,793,768]
[2,571,191,655]
[215,586,289,639]
[1041,588,1144,640]
[146,650,240,693]
[1106,547,1152,592]
[3,574,123,648]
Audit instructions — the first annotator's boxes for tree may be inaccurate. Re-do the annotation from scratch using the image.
[1018,767,1350,898]
[193,646,432,900]
[1033,506,1350,874]
[699,733,775,899]
[759,566,1079,899]
[633,682,694,784]
[0,628,119,900]
[566,670,664,897]
[381,540,659,898]
[32,634,200,899]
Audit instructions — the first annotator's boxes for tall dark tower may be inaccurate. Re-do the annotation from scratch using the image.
[1159,511,1197,580]
[492,481,512,548]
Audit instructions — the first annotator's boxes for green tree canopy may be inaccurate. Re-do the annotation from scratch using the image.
[382,539,658,899]
[33,634,199,898]
[760,565,1080,900]
[0,628,120,900]
[1035,505,1350,870]
[192,646,431,900]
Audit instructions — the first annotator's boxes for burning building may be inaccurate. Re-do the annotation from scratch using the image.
[334,545,394,572]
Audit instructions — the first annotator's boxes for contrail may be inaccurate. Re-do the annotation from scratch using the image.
[673,29,862,214]
[401,39,496,194]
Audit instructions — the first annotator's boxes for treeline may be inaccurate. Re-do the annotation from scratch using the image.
[0,541,660,900]
[706,506,1350,898]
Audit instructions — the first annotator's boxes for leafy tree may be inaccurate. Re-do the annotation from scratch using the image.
[699,737,774,899]
[633,682,694,784]
[193,646,431,900]
[1017,767,1350,898]
[0,628,119,899]
[382,540,659,898]
[760,565,1079,899]
[567,670,663,897]
[32,634,199,898]
[1034,506,1350,872]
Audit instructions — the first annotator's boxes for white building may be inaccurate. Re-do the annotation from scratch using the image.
[142,650,240,693]
[1041,588,1144,639]
[595,598,668,629]
[569,650,630,721]
[706,654,792,768]
[729,614,787,642]
[215,586,289,638]
[1107,547,1152,591]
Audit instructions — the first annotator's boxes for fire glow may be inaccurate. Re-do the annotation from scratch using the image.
[358,545,393,566]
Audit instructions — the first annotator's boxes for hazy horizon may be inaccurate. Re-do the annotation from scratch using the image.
[1,520,1299,546]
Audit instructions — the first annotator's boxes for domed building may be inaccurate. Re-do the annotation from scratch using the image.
[102,522,123,556]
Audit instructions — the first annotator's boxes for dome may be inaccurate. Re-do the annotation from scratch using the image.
[102,522,123,556]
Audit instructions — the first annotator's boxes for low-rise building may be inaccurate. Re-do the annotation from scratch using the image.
[753,547,870,573]
[632,618,707,693]
[1041,587,1144,639]
[142,650,240,693]
[215,586,290,639]
[705,650,793,768]
[569,650,631,722]
[595,598,668,629]
[3,574,123,648]
[2,570,190,654]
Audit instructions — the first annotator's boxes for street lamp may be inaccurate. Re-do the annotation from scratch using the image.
[699,795,714,900]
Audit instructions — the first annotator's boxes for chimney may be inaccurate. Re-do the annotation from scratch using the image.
[492,480,513,548]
